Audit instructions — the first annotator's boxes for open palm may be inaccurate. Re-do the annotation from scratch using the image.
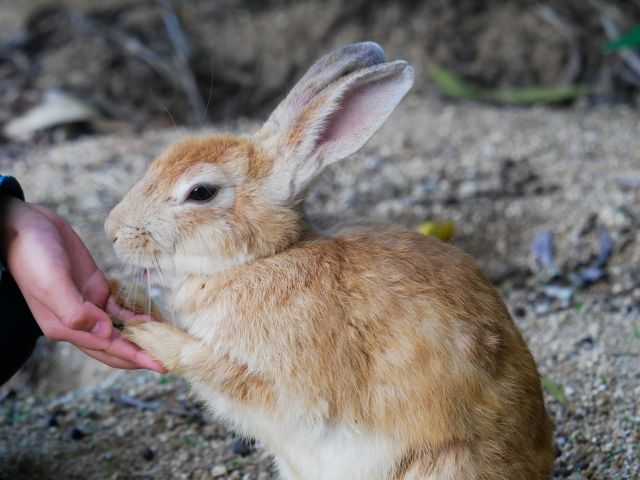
[2,196,164,372]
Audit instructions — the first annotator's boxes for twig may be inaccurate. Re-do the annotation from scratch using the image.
[535,5,583,84]
[160,0,192,60]
[159,0,206,123]
[115,394,163,411]
[114,394,193,417]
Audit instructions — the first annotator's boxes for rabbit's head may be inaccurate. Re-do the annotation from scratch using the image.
[105,42,414,275]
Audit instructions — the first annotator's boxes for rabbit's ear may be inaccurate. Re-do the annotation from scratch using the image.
[256,43,414,204]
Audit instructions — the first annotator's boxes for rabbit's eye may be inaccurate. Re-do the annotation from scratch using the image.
[187,184,218,202]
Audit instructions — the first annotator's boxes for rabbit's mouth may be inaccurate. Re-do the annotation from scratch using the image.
[143,267,158,282]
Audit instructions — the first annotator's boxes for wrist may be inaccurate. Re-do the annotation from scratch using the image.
[0,175,25,263]
[0,175,24,199]
[0,193,23,266]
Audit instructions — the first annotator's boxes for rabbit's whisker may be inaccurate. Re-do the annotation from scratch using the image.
[146,266,152,316]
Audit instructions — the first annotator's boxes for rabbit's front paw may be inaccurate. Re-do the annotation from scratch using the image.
[124,322,192,372]
[108,278,151,313]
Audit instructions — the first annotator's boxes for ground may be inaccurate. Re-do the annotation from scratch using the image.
[0,0,639,478]
[0,96,638,479]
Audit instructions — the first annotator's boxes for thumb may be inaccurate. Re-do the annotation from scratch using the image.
[85,301,114,339]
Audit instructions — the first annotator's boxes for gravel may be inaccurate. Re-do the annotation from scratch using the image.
[1,96,639,478]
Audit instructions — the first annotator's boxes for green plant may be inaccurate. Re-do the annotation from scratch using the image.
[430,65,584,105]
[605,23,640,51]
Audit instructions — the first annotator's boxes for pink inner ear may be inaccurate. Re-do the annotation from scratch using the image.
[313,77,393,154]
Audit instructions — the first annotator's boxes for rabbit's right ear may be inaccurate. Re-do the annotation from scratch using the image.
[256,42,414,204]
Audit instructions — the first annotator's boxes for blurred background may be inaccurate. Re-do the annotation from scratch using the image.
[0,0,639,149]
[0,1,639,479]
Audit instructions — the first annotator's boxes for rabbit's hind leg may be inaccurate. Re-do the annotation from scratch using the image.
[392,446,482,480]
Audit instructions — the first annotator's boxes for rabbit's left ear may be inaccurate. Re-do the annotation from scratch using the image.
[256,55,414,204]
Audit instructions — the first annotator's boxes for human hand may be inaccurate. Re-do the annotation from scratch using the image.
[0,195,166,372]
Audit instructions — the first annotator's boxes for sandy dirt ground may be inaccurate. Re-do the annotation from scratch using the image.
[0,95,638,479]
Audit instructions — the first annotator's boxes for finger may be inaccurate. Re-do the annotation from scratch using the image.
[52,326,116,351]
[105,294,146,322]
[80,269,111,311]
[59,329,167,373]
[56,301,113,338]
[46,279,97,332]
[98,329,167,373]
[70,328,166,373]
[26,290,98,334]
[84,302,114,339]
[77,347,141,370]
[134,350,167,373]
[106,335,167,373]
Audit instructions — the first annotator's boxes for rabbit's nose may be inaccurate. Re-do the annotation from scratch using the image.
[105,217,119,244]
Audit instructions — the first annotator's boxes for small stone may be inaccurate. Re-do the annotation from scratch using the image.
[210,465,228,477]
[232,437,254,456]
[567,474,587,480]
[535,301,550,315]
[47,414,59,428]
[458,181,477,198]
[576,336,593,347]
[69,427,84,440]
[142,446,155,461]
[577,460,590,470]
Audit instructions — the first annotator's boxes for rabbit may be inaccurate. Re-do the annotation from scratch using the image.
[105,42,554,479]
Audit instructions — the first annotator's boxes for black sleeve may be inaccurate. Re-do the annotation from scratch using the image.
[0,175,43,385]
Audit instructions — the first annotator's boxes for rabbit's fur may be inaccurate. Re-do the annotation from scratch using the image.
[106,43,554,479]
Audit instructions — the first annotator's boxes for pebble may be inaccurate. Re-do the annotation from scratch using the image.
[142,446,155,461]
[46,414,58,428]
[232,437,254,456]
[210,465,228,477]
[69,427,84,440]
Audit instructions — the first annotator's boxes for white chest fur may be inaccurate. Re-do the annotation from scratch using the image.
[193,383,397,480]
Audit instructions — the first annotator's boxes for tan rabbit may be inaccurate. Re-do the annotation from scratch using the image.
[105,42,554,479]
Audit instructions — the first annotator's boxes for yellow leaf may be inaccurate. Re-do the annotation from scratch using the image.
[417,220,455,241]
